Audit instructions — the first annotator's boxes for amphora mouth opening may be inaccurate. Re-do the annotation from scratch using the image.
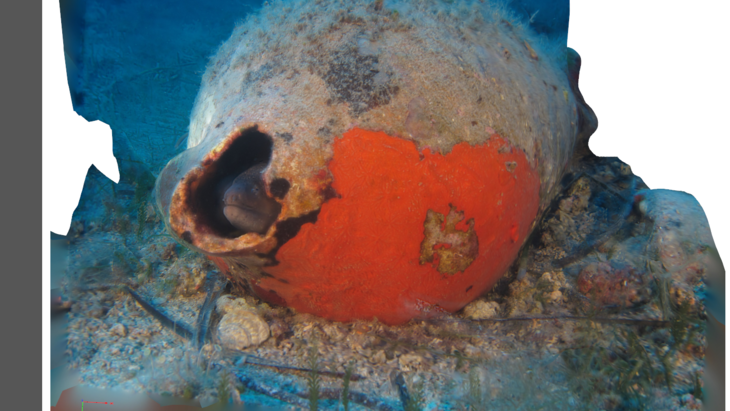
[184,127,279,239]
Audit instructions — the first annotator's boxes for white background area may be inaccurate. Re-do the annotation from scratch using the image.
[43,0,729,408]
[568,0,729,265]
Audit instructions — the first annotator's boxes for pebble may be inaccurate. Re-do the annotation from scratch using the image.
[268,319,291,341]
[216,295,256,315]
[463,344,481,357]
[322,323,347,342]
[538,271,566,303]
[398,353,425,371]
[216,299,270,350]
[88,305,107,318]
[462,300,500,320]
[370,350,387,364]
[110,323,127,337]
[547,290,563,303]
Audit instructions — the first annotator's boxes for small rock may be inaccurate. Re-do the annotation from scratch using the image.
[558,177,591,215]
[217,308,270,350]
[269,319,291,341]
[370,350,387,364]
[670,283,699,308]
[547,290,563,303]
[509,276,533,297]
[216,295,256,315]
[88,305,107,318]
[145,203,158,223]
[398,353,425,371]
[160,243,177,261]
[537,271,566,303]
[355,344,372,358]
[110,323,127,337]
[538,270,566,288]
[463,344,481,357]
[462,300,500,320]
[322,323,346,342]
[176,268,207,297]
[357,365,371,378]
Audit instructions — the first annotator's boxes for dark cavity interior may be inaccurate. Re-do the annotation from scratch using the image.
[188,127,282,238]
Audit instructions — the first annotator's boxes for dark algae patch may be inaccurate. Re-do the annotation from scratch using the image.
[320,46,399,117]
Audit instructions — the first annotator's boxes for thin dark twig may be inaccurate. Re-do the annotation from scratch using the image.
[583,172,633,203]
[443,315,669,327]
[234,370,310,407]
[124,286,194,339]
[70,281,135,293]
[194,271,226,349]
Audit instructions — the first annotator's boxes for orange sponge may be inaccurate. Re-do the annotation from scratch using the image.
[249,127,541,325]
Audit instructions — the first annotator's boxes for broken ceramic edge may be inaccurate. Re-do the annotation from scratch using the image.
[162,125,542,253]
[163,123,317,257]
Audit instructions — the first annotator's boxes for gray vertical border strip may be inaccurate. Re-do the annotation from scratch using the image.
[3,1,41,410]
